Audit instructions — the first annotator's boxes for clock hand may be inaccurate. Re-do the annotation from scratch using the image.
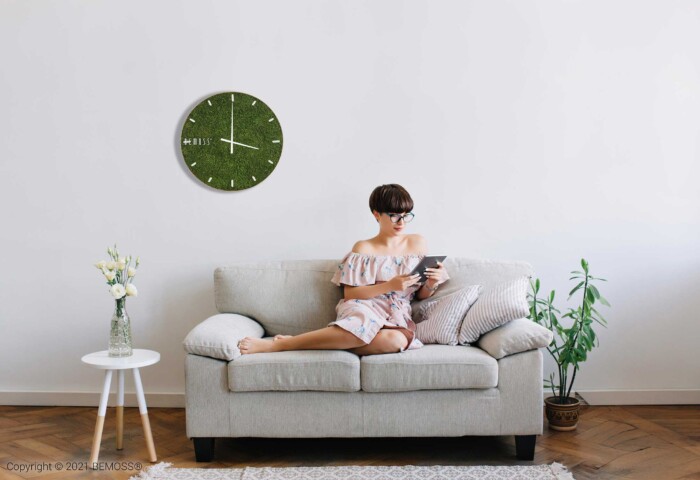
[232,141,259,150]
[229,102,234,154]
[219,139,259,150]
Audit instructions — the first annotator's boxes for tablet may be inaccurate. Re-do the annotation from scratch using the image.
[409,255,447,283]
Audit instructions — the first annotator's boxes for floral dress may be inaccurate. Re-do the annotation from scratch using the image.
[328,251,426,352]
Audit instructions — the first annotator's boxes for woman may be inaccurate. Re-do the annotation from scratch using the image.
[238,183,450,355]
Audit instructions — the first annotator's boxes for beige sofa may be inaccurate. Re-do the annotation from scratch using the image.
[183,257,545,462]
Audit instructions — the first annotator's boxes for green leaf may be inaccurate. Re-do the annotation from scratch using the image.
[581,258,589,272]
[586,288,595,304]
[598,296,611,307]
[568,281,584,297]
[589,284,600,299]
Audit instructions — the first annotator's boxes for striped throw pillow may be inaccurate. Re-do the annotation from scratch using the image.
[416,285,482,345]
[458,276,530,345]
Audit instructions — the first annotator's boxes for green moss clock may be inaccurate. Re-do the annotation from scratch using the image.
[180,92,283,191]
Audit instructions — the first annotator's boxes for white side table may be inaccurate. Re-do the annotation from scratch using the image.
[81,349,160,468]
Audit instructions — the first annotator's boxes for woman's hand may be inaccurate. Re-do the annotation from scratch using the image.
[424,261,449,289]
[388,273,422,291]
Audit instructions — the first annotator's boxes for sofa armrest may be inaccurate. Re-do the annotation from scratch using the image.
[183,313,265,361]
[477,318,553,359]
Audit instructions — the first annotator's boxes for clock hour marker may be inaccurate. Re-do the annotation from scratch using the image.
[189,118,195,123]
[231,94,234,102]
[191,162,197,167]
[252,176,257,181]
[268,160,274,164]
[272,140,280,143]
[268,117,275,122]
[208,177,212,183]
[207,100,212,106]
[251,100,256,106]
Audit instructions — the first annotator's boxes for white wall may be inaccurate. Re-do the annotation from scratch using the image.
[1,0,698,406]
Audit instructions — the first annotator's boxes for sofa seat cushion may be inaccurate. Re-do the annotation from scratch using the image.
[360,344,498,392]
[228,340,360,392]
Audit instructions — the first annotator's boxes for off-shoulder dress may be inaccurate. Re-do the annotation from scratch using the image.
[328,251,426,351]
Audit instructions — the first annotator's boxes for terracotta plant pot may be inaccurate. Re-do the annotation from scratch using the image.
[544,396,580,431]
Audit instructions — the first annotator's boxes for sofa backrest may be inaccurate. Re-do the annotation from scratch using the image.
[214,257,534,336]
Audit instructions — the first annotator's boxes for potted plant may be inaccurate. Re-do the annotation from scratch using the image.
[527,258,610,431]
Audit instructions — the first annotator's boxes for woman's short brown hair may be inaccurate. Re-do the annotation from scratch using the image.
[369,184,414,214]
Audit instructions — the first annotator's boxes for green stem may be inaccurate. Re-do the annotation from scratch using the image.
[566,275,589,399]
[560,366,566,403]
[546,298,562,381]
[566,366,578,400]
[539,286,565,400]
[531,280,539,325]
[115,298,126,317]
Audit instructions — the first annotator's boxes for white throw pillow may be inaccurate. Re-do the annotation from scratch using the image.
[416,285,482,346]
[477,318,553,359]
[183,313,265,361]
[458,276,530,345]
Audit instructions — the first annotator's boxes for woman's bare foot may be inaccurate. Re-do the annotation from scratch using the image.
[273,334,292,341]
[238,337,280,354]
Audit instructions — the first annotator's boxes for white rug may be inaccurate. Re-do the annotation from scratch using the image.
[130,462,576,479]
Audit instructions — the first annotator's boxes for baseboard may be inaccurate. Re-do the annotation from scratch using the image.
[573,389,700,405]
[0,391,185,408]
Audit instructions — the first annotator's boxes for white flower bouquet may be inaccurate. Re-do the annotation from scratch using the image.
[96,244,140,356]
[95,244,140,301]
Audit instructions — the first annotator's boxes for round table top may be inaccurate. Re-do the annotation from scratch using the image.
[81,349,160,369]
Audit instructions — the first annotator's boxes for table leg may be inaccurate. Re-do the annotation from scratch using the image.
[133,368,157,462]
[116,369,124,450]
[89,369,113,468]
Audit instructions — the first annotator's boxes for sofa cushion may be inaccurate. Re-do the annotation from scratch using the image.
[416,285,482,345]
[458,276,530,345]
[477,317,553,359]
[228,340,360,392]
[182,313,264,361]
[215,260,343,336]
[360,344,498,392]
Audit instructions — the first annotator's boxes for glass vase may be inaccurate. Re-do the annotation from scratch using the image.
[109,298,132,357]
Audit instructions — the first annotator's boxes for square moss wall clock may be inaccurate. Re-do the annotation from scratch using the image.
[180,92,283,191]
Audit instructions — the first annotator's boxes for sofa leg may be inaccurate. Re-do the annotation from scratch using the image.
[193,437,215,462]
[515,434,536,460]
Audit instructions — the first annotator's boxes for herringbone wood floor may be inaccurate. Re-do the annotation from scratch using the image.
[0,403,698,479]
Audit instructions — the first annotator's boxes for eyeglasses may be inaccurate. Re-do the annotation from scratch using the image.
[384,212,415,224]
